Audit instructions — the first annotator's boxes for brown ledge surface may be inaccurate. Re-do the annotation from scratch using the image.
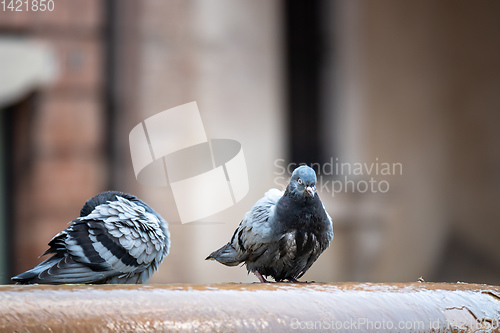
[1,282,500,332]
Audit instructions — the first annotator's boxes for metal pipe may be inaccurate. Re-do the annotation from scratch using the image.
[1,282,500,332]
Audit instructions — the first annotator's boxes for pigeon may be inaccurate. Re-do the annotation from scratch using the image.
[12,191,170,284]
[206,165,333,283]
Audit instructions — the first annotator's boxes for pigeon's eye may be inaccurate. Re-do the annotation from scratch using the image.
[298,179,303,185]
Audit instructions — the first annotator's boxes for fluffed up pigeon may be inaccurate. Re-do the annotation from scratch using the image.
[206,165,334,283]
[12,191,170,284]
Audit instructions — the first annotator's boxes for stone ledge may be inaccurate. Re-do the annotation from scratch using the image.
[1,282,500,332]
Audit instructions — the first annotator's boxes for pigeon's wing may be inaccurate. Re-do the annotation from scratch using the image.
[11,249,113,284]
[73,196,170,283]
[207,189,283,265]
[237,189,283,253]
[12,218,123,284]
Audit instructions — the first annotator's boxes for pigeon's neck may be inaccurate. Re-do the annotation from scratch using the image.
[283,185,314,206]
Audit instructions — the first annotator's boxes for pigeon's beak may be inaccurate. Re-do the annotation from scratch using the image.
[306,186,315,197]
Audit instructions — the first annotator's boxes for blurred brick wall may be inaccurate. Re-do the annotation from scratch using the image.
[0,1,107,274]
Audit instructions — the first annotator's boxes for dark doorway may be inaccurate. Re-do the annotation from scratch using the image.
[284,0,334,172]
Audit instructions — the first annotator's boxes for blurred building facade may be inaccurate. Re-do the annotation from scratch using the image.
[0,0,106,283]
[0,0,499,285]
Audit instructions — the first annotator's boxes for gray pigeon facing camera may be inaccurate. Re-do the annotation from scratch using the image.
[12,191,170,284]
[206,165,334,282]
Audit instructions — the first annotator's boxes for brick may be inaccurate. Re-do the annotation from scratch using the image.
[0,5,37,30]
[42,36,103,93]
[31,154,106,217]
[33,0,103,33]
[35,93,104,155]
[0,0,102,32]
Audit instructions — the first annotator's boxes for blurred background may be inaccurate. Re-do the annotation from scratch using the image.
[0,0,499,285]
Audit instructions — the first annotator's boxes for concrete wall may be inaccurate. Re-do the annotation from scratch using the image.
[331,0,500,283]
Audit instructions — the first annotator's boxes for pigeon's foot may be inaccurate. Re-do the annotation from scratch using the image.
[254,271,270,283]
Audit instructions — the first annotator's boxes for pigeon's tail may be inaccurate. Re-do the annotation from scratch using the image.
[206,243,241,266]
[12,253,109,285]
[12,254,65,284]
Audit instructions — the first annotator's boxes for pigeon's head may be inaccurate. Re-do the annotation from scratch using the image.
[289,165,317,198]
